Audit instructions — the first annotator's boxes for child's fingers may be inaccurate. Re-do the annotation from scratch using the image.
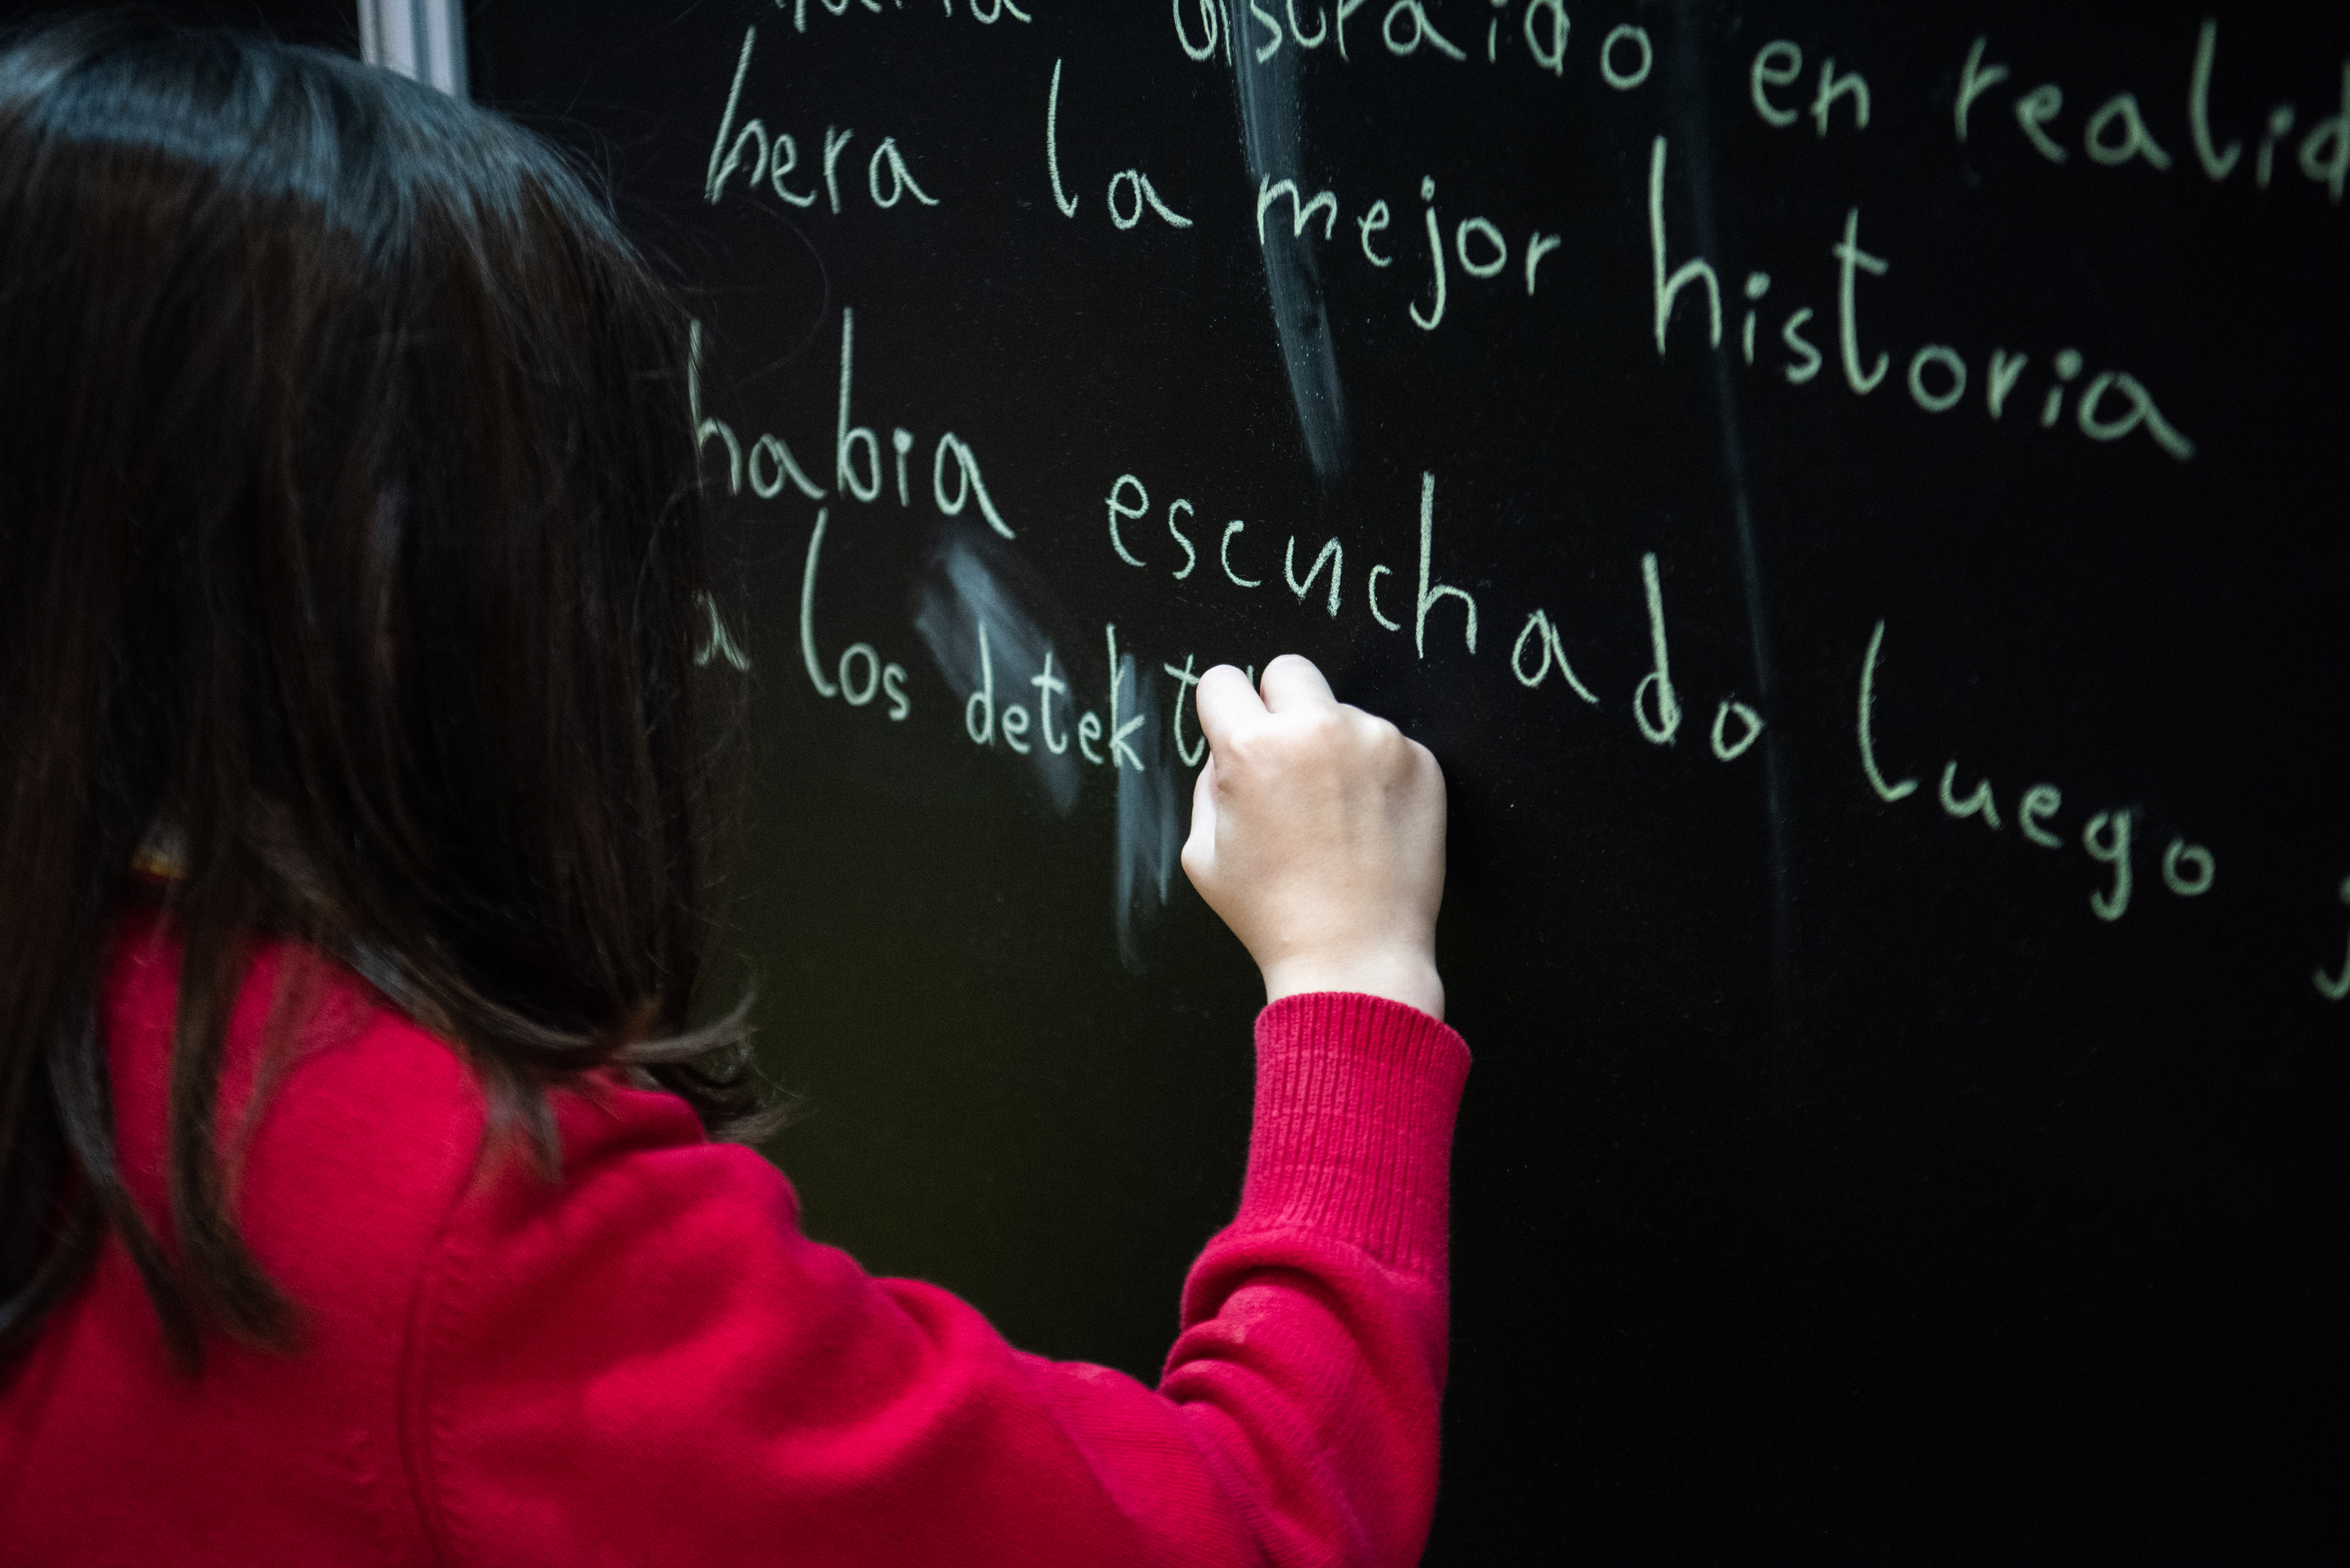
[1256,653,1336,713]
[1183,752,1220,879]
[1194,664,1265,751]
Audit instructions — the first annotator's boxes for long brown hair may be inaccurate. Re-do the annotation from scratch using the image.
[0,14,762,1367]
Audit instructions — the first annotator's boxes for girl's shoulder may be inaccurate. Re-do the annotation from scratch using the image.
[6,913,748,1564]
[99,905,723,1296]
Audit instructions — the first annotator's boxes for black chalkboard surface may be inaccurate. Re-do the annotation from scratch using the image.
[470,3,2345,1558]
[0,0,358,51]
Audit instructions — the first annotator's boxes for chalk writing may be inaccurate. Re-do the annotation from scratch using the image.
[682,9,2348,999]
[1043,60,1194,233]
[694,593,753,672]
[787,0,1029,32]
[1959,27,2348,203]
[707,27,943,215]
[2319,880,2350,1002]
[1854,621,2220,928]
[799,508,913,721]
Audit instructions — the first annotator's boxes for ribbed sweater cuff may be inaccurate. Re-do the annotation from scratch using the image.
[1231,992,1471,1281]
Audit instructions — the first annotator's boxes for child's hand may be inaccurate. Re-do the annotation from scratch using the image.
[1183,656,1448,1021]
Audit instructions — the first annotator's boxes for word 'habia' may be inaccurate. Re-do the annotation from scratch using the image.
[692,309,1017,537]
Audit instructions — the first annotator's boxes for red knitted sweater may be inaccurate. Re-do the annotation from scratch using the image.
[0,907,1469,1566]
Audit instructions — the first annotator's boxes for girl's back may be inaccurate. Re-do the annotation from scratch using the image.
[0,20,1463,1565]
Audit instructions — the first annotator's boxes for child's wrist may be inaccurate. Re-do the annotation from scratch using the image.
[1261,952,1444,1022]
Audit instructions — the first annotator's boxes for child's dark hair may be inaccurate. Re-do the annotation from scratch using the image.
[0,14,762,1366]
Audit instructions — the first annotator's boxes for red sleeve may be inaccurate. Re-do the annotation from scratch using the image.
[407,992,1469,1568]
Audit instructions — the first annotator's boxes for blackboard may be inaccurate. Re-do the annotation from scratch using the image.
[468,3,2346,1558]
[0,0,358,50]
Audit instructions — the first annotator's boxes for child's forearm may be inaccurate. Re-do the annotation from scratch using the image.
[1160,992,1470,1563]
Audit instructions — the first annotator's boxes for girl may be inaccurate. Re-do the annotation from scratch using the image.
[0,16,1464,1566]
